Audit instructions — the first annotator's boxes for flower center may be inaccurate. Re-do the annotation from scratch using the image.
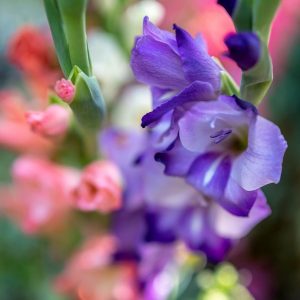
[210,126,248,154]
[210,128,232,144]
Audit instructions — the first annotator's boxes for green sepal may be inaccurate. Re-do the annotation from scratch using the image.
[240,41,273,105]
[69,66,106,133]
[232,0,281,105]
[48,93,70,107]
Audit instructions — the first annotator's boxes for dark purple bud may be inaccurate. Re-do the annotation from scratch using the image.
[224,32,261,71]
[217,0,237,16]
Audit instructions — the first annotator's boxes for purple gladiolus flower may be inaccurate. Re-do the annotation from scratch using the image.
[156,95,287,216]
[217,0,237,16]
[225,32,261,71]
[100,128,272,262]
[131,17,221,128]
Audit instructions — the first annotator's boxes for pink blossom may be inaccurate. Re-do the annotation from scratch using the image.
[55,236,139,300]
[0,91,54,154]
[55,78,76,103]
[26,104,70,138]
[0,156,79,235]
[72,161,123,213]
[7,26,61,100]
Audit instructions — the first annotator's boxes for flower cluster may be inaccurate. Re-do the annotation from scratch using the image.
[0,0,290,299]
[128,16,287,258]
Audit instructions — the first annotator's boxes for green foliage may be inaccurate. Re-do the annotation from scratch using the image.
[43,0,91,76]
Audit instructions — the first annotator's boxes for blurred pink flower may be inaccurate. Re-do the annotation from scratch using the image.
[7,26,61,100]
[269,0,300,77]
[0,156,79,235]
[72,161,123,213]
[55,78,76,103]
[55,235,139,300]
[0,91,54,154]
[26,104,71,138]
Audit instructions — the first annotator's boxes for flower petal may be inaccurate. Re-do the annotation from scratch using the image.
[212,190,271,238]
[174,24,221,91]
[178,206,231,262]
[131,35,187,89]
[145,208,181,243]
[186,153,231,200]
[232,116,287,191]
[141,81,216,128]
[143,16,178,53]
[219,177,257,216]
[155,138,198,176]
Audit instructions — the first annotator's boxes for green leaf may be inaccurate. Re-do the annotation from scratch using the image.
[58,0,92,75]
[43,0,92,76]
[43,0,72,77]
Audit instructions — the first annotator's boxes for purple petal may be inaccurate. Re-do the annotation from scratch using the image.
[219,177,257,216]
[112,208,146,260]
[145,208,181,243]
[186,153,231,200]
[174,24,221,91]
[131,35,187,89]
[178,206,232,262]
[141,81,216,128]
[232,116,287,191]
[143,152,197,208]
[143,16,178,53]
[217,0,237,16]
[178,95,255,153]
[154,138,198,176]
[212,190,271,238]
[225,32,261,71]
[178,207,205,250]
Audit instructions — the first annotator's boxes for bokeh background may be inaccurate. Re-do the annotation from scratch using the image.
[0,0,300,299]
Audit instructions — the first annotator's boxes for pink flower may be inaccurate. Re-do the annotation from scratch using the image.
[7,26,61,100]
[55,78,76,103]
[0,91,54,154]
[26,104,71,138]
[55,236,139,300]
[72,161,123,213]
[0,156,79,235]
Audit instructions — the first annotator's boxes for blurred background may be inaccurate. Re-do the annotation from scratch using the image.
[0,0,300,299]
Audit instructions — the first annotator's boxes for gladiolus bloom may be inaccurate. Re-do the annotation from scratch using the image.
[72,161,123,213]
[0,156,79,234]
[26,104,70,138]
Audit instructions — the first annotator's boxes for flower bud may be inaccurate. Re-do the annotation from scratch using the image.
[55,78,75,103]
[26,104,70,138]
[72,161,122,213]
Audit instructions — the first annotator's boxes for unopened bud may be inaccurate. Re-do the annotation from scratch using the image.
[55,78,75,103]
